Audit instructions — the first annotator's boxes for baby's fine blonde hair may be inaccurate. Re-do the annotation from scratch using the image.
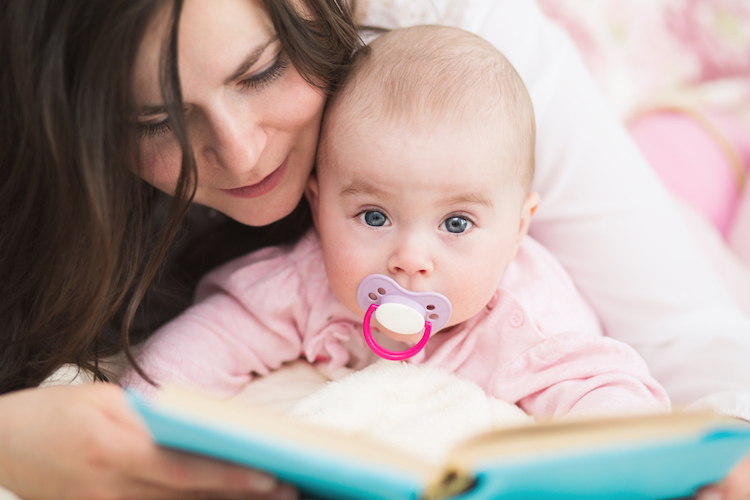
[320,24,536,190]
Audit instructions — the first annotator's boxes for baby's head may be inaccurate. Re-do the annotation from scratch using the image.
[308,25,538,338]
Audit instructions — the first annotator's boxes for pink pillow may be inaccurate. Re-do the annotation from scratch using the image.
[629,110,748,238]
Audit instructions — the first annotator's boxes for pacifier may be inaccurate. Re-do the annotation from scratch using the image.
[356,274,452,360]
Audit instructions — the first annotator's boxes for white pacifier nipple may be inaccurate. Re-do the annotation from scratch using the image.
[374,300,425,335]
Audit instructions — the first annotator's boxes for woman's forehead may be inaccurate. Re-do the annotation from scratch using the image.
[133,0,276,106]
[178,0,274,60]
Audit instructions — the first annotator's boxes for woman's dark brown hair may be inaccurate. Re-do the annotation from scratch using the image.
[0,0,362,393]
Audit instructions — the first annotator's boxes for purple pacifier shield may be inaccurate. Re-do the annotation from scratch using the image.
[356,274,452,333]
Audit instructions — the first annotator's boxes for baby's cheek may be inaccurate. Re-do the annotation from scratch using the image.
[447,272,504,326]
[322,249,367,317]
[447,295,488,327]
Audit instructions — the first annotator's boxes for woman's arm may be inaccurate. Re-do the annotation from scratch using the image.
[0,384,295,500]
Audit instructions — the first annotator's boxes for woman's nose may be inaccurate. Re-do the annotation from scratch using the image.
[198,107,267,175]
[387,234,434,277]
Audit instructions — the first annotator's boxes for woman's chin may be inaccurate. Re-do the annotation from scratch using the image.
[211,195,302,227]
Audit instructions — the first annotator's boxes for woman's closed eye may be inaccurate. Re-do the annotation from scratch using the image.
[442,215,474,234]
[238,52,290,91]
[137,53,290,139]
[139,119,171,138]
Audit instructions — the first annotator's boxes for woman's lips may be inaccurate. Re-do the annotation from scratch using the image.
[220,158,287,199]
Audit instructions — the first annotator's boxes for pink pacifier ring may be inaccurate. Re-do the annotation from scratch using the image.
[362,304,432,361]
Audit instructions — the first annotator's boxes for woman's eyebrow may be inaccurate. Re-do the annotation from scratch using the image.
[224,37,278,84]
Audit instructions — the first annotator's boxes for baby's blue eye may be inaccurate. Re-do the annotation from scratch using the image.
[364,211,387,227]
[444,216,469,233]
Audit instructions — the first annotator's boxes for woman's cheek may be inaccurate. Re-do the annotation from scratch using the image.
[275,70,326,131]
[138,141,182,194]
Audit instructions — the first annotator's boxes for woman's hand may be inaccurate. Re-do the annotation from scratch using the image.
[698,453,750,500]
[0,383,297,500]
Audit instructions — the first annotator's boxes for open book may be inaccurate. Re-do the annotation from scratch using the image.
[128,385,750,500]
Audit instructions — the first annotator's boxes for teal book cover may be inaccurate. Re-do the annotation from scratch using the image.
[128,386,750,500]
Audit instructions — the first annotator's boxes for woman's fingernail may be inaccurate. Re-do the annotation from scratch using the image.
[248,473,277,493]
[697,486,724,500]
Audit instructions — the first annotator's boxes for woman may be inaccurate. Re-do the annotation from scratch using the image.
[1,0,351,498]
[1,0,749,499]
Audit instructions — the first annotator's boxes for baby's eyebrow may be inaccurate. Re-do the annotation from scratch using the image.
[445,192,494,209]
[341,180,391,199]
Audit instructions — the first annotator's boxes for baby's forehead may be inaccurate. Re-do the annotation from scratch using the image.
[319,111,523,193]
[327,69,509,138]
[322,87,512,155]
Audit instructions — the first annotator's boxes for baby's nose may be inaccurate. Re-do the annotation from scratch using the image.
[387,236,434,277]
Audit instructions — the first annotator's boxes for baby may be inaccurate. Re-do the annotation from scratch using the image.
[124,25,670,420]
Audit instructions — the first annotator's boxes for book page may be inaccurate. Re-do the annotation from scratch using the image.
[152,385,445,480]
[448,411,744,467]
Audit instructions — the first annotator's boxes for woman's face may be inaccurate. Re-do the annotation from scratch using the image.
[133,0,326,226]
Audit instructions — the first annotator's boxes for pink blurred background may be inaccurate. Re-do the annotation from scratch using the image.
[539,0,750,257]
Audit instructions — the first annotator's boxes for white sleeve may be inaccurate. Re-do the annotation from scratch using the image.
[459,0,750,417]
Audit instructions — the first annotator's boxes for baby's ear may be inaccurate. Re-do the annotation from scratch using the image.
[509,191,540,261]
[305,171,320,226]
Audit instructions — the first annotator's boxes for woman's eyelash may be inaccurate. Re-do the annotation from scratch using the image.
[238,54,290,91]
[139,120,171,138]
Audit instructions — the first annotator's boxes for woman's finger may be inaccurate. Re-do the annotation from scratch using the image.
[696,453,750,500]
[120,481,297,500]
[92,388,293,498]
[721,453,750,500]
[126,447,281,495]
[91,476,296,500]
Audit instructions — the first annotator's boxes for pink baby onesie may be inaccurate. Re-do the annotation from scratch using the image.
[124,231,670,420]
